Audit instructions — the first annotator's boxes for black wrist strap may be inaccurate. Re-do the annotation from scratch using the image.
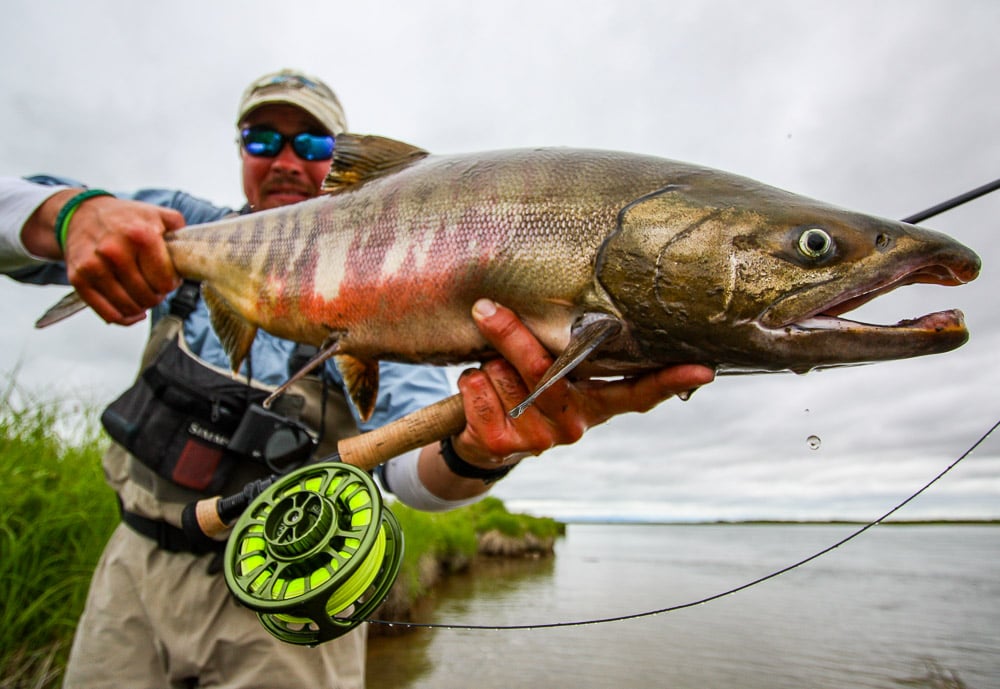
[440,436,515,484]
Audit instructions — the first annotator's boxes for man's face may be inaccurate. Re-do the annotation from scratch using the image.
[240,104,332,211]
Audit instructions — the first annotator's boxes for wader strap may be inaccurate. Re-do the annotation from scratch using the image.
[168,280,201,319]
[137,280,202,371]
[118,498,224,555]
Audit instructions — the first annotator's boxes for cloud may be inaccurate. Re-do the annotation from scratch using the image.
[1,0,997,520]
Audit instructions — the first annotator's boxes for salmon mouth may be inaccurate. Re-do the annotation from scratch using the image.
[764,260,978,336]
[790,309,967,335]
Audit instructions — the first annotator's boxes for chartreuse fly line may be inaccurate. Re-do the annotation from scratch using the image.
[366,178,1000,634]
[224,462,403,645]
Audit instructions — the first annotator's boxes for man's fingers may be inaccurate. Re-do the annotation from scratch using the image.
[146,207,186,292]
[471,299,554,386]
[578,364,716,416]
[74,281,147,325]
[64,201,185,324]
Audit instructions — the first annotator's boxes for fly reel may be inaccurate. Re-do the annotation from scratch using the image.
[223,461,403,646]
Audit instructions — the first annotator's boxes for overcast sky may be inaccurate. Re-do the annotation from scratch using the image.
[1,0,997,522]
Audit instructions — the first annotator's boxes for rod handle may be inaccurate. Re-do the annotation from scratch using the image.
[338,393,467,471]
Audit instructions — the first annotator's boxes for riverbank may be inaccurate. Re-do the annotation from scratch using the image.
[373,498,564,633]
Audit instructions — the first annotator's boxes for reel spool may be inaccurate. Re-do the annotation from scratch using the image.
[223,461,403,646]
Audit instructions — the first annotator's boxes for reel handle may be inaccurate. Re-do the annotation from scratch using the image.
[187,393,466,538]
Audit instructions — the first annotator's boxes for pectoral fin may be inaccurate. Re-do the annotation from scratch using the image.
[35,290,87,328]
[262,336,344,409]
[261,337,380,421]
[508,313,623,418]
[202,284,257,375]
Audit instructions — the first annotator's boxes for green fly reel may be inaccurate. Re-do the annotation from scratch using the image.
[223,461,403,646]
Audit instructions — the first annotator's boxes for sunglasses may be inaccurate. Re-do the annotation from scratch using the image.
[240,127,335,161]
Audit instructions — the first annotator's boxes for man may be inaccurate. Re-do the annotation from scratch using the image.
[0,69,714,687]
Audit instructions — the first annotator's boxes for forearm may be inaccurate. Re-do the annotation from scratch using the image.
[416,441,498,502]
[21,188,81,260]
[381,441,507,512]
[0,177,71,271]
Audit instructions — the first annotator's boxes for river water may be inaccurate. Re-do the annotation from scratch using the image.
[366,524,999,688]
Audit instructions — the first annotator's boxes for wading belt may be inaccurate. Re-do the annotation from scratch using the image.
[119,496,225,555]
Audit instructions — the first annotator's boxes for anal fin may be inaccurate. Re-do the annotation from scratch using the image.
[334,354,380,422]
[509,313,623,418]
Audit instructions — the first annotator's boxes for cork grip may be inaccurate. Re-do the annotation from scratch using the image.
[338,393,467,471]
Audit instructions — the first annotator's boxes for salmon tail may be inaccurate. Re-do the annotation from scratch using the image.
[35,290,88,328]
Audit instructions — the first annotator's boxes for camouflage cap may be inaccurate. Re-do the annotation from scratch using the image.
[237,69,347,135]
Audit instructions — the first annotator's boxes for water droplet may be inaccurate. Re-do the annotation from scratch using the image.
[807,435,821,450]
[677,387,699,402]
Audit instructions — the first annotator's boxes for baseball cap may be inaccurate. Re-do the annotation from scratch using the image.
[237,69,347,136]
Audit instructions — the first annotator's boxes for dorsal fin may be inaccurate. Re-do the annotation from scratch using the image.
[321,133,429,195]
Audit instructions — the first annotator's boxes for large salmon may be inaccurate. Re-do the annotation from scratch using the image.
[40,134,981,420]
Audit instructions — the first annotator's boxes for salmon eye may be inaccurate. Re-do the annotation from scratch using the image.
[797,228,833,259]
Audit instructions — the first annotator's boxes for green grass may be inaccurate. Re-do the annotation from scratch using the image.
[468,495,564,539]
[0,388,117,689]
[388,496,564,600]
[0,388,563,686]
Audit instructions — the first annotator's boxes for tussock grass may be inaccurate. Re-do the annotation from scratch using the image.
[389,496,564,601]
[0,386,116,689]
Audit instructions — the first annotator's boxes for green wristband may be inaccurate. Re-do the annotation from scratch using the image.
[54,189,114,252]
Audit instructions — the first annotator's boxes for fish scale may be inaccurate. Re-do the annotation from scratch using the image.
[39,133,980,421]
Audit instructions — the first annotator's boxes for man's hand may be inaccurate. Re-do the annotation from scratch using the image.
[452,299,716,467]
[24,190,185,325]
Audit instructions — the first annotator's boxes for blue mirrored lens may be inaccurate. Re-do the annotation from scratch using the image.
[241,128,284,157]
[241,128,334,161]
[291,133,335,161]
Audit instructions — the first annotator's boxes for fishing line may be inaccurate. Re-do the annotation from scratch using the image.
[369,417,999,632]
[368,177,1000,634]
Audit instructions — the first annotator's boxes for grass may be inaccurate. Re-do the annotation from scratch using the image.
[0,387,117,689]
[0,387,563,686]
[389,496,564,601]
